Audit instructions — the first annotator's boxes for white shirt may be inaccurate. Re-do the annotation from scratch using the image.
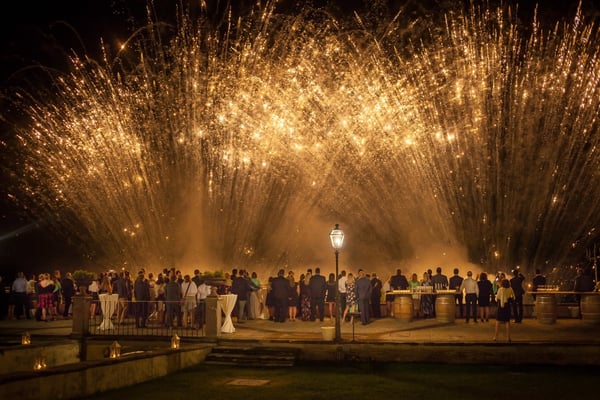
[197,283,211,300]
[181,281,198,297]
[338,276,347,294]
[460,277,479,295]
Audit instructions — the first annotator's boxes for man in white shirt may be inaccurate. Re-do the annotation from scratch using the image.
[338,270,347,321]
[460,271,479,323]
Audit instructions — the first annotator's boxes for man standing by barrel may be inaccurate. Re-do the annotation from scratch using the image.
[460,271,479,323]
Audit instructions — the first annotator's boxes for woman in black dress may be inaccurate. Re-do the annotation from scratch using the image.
[477,272,493,322]
[493,279,515,342]
[326,273,337,320]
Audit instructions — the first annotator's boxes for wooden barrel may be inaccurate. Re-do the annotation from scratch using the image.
[435,294,455,323]
[393,294,413,322]
[535,294,557,324]
[581,294,600,324]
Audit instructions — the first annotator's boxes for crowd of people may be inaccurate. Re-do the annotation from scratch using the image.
[0,264,597,341]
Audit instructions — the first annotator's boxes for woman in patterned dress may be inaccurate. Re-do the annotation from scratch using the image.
[342,273,357,322]
[299,273,312,321]
[420,272,434,318]
[36,273,54,322]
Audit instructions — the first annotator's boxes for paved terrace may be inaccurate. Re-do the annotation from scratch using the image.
[1,315,598,344]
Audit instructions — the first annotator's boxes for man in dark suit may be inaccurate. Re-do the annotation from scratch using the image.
[531,269,546,301]
[449,268,464,318]
[370,273,382,318]
[60,272,76,318]
[309,267,327,321]
[510,268,525,323]
[390,269,409,290]
[270,269,289,322]
[355,269,372,325]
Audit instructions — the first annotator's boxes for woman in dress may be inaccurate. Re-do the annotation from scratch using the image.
[493,278,515,342]
[408,273,420,317]
[248,271,261,320]
[299,273,312,321]
[342,273,357,322]
[287,271,299,321]
[36,273,54,322]
[326,273,337,320]
[420,272,434,318]
[477,272,493,322]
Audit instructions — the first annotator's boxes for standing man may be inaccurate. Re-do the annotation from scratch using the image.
[309,267,327,322]
[449,268,464,319]
[231,270,250,321]
[370,272,383,318]
[355,269,372,325]
[531,269,546,301]
[113,272,131,326]
[270,269,289,323]
[61,272,76,319]
[11,272,30,320]
[390,269,409,290]
[510,268,525,323]
[431,267,449,290]
[431,267,448,317]
[460,271,479,323]
[164,275,181,328]
[133,271,150,328]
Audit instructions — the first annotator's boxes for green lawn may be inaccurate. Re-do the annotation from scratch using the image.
[85,362,599,400]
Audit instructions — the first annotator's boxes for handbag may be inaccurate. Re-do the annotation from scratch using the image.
[180,282,190,306]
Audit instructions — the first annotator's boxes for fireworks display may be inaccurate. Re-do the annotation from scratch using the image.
[3,2,600,277]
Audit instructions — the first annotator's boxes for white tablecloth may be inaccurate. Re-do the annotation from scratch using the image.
[98,293,118,330]
[220,294,237,333]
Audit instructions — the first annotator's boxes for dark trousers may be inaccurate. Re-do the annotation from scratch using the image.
[454,294,463,317]
[512,295,523,322]
[310,296,325,321]
[371,294,381,318]
[14,292,30,319]
[274,297,287,322]
[135,301,149,328]
[465,293,477,321]
[358,298,370,324]
[165,303,180,327]
[63,295,73,317]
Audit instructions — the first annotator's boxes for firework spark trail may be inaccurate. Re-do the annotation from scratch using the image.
[4,3,600,277]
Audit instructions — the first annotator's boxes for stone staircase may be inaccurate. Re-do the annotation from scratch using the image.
[204,345,300,367]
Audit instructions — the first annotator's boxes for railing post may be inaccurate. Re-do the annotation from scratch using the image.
[72,293,91,337]
[204,294,222,338]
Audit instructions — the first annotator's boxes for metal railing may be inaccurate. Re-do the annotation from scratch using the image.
[88,299,205,338]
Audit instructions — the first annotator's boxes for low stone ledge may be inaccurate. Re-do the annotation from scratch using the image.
[0,345,212,400]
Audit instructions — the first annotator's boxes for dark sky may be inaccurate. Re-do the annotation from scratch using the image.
[0,0,597,278]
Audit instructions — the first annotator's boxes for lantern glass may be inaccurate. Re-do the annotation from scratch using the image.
[329,224,345,250]
[33,355,47,370]
[109,341,121,359]
[171,334,180,349]
[21,332,31,345]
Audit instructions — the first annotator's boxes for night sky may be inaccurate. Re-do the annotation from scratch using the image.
[0,0,598,278]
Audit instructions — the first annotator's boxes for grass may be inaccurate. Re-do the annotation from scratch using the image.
[84,362,599,400]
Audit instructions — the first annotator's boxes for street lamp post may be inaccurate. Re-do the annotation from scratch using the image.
[329,223,345,342]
